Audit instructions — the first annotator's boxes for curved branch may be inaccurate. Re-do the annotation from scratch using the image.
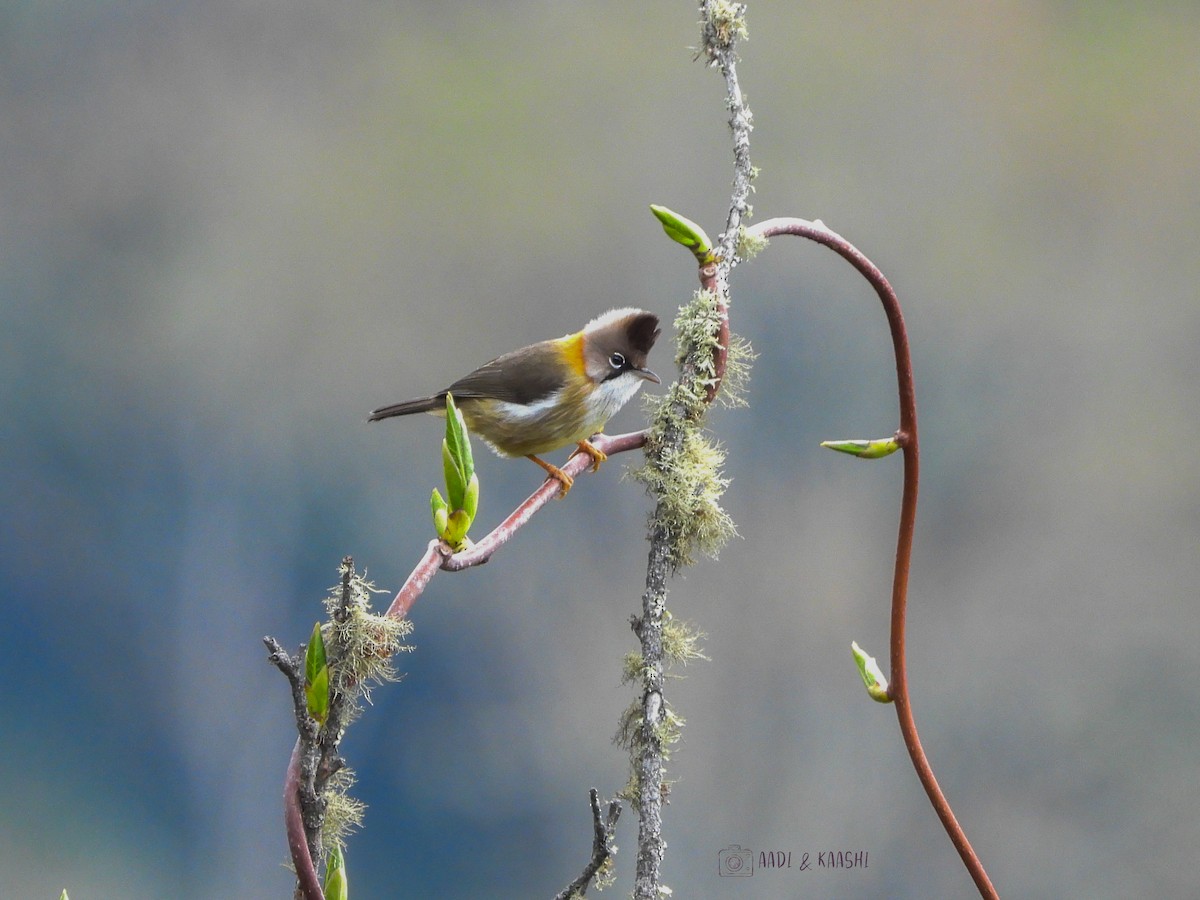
[284,739,324,900]
[744,217,997,899]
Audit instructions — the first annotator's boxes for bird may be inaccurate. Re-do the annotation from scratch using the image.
[369,307,661,496]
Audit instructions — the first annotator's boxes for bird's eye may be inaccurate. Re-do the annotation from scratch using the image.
[608,351,626,369]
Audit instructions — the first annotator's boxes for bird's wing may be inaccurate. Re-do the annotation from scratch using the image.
[447,340,564,405]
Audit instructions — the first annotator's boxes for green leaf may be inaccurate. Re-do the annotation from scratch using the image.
[307,666,330,724]
[820,437,901,459]
[441,393,474,511]
[431,487,448,517]
[851,641,892,703]
[445,393,474,478]
[305,621,326,685]
[323,843,349,900]
[305,622,330,725]
[462,474,479,520]
[442,439,465,510]
[433,505,449,539]
[650,204,715,263]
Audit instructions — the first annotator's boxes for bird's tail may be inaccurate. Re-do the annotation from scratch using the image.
[367,395,444,421]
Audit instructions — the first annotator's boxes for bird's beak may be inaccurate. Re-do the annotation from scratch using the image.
[635,367,661,384]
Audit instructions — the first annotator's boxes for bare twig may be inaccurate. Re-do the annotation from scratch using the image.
[744,217,997,899]
[553,790,622,900]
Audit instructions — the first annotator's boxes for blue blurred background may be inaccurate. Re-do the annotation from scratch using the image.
[3,2,1198,897]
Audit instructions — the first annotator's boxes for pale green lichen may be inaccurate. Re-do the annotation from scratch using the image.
[671,289,724,390]
[736,225,769,263]
[662,613,709,667]
[308,565,411,862]
[322,567,413,710]
[614,686,690,808]
[614,699,643,757]
[704,0,749,51]
[635,422,735,569]
[621,651,647,685]
[321,768,366,857]
[632,288,750,569]
[673,287,755,410]
[593,854,616,891]
[718,332,755,409]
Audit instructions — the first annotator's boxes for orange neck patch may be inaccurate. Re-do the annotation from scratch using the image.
[558,330,588,378]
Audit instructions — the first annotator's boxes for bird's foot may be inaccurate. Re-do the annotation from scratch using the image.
[575,439,608,473]
[527,454,575,498]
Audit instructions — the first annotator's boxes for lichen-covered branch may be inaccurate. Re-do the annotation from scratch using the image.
[700,1,754,274]
[627,5,754,898]
[553,790,622,900]
[266,558,411,898]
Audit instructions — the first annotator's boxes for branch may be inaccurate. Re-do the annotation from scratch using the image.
[265,638,324,900]
[385,430,648,619]
[630,7,753,899]
[267,558,394,900]
[270,427,646,896]
[553,790,621,900]
[744,216,997,899]
[702,7,754,274]
[283,740,323,900]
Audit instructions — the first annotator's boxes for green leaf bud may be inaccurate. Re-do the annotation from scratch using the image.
[851,641,892,703]
[442,439,465,509]
[305,622,330,724]
[821,437,901,459]
[323,844,348,900]
[650,204,716,263]
[445,509,471,549]
[431,487,448,517]
[462,474,480,520]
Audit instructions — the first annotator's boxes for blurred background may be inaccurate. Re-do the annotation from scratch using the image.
[3,2,1197,897]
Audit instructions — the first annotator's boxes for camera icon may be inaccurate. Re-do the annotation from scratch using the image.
[718,844,754,877]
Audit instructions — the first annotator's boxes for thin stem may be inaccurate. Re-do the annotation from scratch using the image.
[385,541,444,620]
[745,216,997,899]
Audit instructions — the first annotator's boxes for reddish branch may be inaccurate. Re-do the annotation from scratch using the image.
[265,635,325,900]
[385,429,650,619]
[284,740,323,900]
[745,216,997,899]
